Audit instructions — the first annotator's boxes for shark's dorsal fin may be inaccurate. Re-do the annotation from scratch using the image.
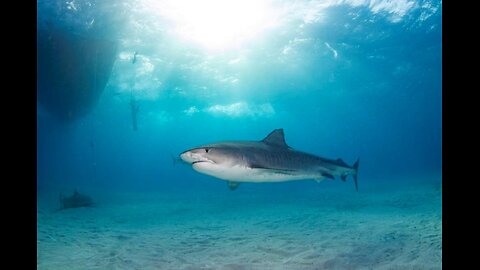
[261,129,289,148]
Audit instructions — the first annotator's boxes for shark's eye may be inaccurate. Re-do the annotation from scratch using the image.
[205,148,209,153]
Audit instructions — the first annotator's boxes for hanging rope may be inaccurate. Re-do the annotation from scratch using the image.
[90,46,98,182]
[131,52,137,98]
[131,51,139,131]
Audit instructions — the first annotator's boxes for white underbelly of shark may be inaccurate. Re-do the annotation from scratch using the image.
[192,162,322,183]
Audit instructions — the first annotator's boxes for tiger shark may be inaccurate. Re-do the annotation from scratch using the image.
[180,129,359,191]
[57,189,95,211]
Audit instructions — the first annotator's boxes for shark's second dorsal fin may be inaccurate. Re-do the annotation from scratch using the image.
[262,129,289,148]
[336,158,348,167]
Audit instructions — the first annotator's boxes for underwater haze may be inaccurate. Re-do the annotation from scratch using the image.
[37,0,442,269]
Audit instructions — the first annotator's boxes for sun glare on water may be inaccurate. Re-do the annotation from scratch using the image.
[145,0,280,52]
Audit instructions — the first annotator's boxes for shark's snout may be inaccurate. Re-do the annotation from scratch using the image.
[180,149,214,164]
[180,151,196,164]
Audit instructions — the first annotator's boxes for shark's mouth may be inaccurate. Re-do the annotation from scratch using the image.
[192,160,214,165]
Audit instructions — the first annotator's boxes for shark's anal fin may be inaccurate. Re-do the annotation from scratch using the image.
[228,181,240,191]
[314,178,324,183]
[323,173,335,180]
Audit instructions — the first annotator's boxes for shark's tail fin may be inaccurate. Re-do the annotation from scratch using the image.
[58,193,64,210]
[353,158,359,192]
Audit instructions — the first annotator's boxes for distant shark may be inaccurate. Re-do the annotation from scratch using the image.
[180,129,359,191]
[58,189,95,211]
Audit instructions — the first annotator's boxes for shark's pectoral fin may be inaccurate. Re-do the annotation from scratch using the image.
[228,181,240,190]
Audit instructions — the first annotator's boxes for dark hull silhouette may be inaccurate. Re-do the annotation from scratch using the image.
[37,27,118,122]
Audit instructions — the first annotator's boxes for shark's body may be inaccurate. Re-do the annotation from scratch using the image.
[180,129,359,190]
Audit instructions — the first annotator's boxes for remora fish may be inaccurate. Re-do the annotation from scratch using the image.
[180,129,359,191]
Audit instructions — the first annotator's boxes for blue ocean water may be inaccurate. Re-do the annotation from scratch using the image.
[37,0,442,269]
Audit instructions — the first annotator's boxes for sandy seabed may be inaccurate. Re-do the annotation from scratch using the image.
[37,179,441,270]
